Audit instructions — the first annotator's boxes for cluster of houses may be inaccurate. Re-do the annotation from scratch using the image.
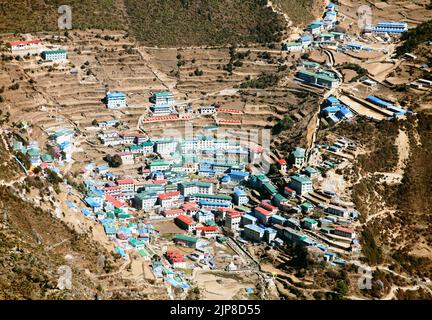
[13,127,75,173]
[103,90,218,121]
[321,96,354,125]
[283,2,341,53]
[80,122,362,270]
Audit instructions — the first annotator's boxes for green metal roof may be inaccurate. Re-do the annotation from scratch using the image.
[285,42,301,47]
[153,91,173,98]
[320,33,335,37]
[138,249,150,257]
[302,202,314,208]
[304,218,318,224]
[292,147,305,158]
[291,174,311,184]
[274,193,288,202]
[174,234,198,243]
[149,160,169,166]
[298,70,338,83]
[43,49,67,55]
[27,148,40,156]
[41,154,53,162]
[135,192,157,200]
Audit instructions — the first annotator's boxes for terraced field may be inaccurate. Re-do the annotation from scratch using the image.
[1,30,321,168]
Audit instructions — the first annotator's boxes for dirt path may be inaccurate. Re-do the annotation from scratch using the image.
[395,129,409,175]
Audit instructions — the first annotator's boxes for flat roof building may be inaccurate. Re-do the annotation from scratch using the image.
[106,91,127,109]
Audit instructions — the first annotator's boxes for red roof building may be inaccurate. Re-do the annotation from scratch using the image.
[103,186,122,194]
[7,40,42,47]
[181,202,199,213]
[151,179,168,184]
[226,210,242,219]
[117,178,135,185]
[284,186,295,193]
[196,226,219,232]
[260,201,278,212]
[276,159,287,165]
[255,206,272,216]
[335,227,354,234]
[105,195,126,208]
[175,214,196,233]
[166,250,186,265]
[334,227,356,239]
[158,191,180,200]
[162,208,184,218]
[176,214,194,225]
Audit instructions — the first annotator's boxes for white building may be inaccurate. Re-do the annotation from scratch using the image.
[154,139,178,155]
[151,91,175,106]
[283,42,303,52]
[41,49,67,61]
[225,211,242,232]
[148,160,170,172]
[134,193,158,211]
[117,152,134,165]
[233,187,248,206]
[102,136,124,147]
[116,178,135,193]
[106,91,127,109]
[243,224,264,242]
[199,105,216,115]
[179,182,214,196]
[158,191,181,209]
[7,40,42,53]
[289,174,313,195]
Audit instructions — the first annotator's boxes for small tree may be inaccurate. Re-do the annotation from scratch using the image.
[335,280,349,298]
[105,154,122,168]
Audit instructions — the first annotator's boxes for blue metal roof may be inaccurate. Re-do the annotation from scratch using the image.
[106,91,126,99]
[115,247,126,256]
[229,171,249,177]
[221,175,231,182]
[376,21,407,27]
[243,214,257,221]
[245,224,264,233]
[84,197,102,208]
[323,106,341,113]
[104,225,116,234]
[234,187,247,196]
[336,106,353,118]
[347,43,362,49]
[366,95,393,108]
[199,200,230,207]
[327,96,340,104]
[80,207,92,216]
[271,214,286,221]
